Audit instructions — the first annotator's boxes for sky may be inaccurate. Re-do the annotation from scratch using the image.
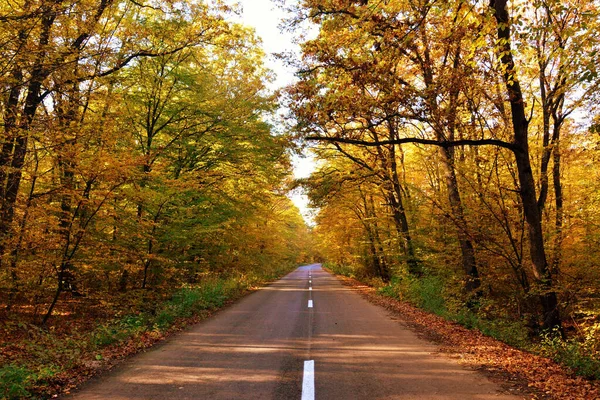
[224,0,317,224]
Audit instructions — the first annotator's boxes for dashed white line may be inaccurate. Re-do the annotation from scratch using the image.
[308,300,313,308]
[301,360,315,400]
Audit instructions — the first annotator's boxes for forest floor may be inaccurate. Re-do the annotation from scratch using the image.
[1,298,239,399]
[0,272,291,399]
[332,273,600,400]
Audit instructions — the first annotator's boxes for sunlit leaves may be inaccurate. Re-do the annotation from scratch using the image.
[0,0,309,323]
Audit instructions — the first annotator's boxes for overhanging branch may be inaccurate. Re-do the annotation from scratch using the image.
[306,135,519,152]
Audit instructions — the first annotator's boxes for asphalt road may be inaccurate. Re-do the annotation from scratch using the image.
[69,264,518,399]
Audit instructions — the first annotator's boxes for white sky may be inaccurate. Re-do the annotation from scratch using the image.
[225,0,316,224]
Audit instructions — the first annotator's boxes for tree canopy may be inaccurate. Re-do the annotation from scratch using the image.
[287,0,600,337]
[0,0,311,325]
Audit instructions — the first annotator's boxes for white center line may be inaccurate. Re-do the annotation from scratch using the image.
[308,300,313,308]
[301,360,315,400]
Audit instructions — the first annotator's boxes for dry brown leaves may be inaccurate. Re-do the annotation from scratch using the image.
[45,300,234,397]
[336,275,600,400]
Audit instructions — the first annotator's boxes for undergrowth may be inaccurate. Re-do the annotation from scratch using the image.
[1,266,295,399]
[540,326,600,380]
[325,262,600,381]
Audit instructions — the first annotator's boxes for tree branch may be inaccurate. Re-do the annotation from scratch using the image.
[306,135,519,152]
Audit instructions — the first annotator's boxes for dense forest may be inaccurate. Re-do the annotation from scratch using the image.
[287,0,600,377]
[2,0,600,397]
[0,1,311,397]
[0,0,314,321]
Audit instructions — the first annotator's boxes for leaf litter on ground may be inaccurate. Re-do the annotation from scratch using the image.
[334,274,600,400]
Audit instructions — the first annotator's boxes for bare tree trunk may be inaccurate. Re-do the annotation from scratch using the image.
[388,141,420,275]
[372,123,419,275]
[418,15,480,291]
[6,145,39,311]
[42,262,67,325]
[357,189,388,280]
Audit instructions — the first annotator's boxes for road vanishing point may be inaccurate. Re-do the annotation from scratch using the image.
[69,264,518,399]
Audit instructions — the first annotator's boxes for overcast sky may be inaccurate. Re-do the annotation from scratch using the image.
[225,0,316,223]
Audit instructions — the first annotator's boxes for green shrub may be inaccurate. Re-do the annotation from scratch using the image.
[199,281,226,308]
[170,288,202,317]
[0,364,61,399]
[470,317,530,348]
[413,275,446,315]
[92,314,147,346]
[336,266,600,381]
[324,262,355,278]
[0,365,31,400]
[378,274,447,316]
[376,273,532,349]
[541,328,600,379]
[378,283,401,299]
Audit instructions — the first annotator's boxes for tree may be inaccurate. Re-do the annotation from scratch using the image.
[0,0,228,270]
[0,1,308,325]
[289,0,600,331]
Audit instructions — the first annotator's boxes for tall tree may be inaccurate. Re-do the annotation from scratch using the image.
[289,0,600,330]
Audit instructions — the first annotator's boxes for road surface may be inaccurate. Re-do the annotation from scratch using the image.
[69,264,518,399]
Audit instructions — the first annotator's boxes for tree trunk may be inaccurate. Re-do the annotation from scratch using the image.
[118,268,129,293]
[42,263,66,325]
[6,149,39,311]
[418,18,480,290]
[369,195,390,282]
[366,227,384,279]
[388,142,420,275]
[0,9,55,266]
[440,148,480,292]
[358,189,388,280]
[372,123,419,275]
[551,127,563,274]
[491,0,561,331]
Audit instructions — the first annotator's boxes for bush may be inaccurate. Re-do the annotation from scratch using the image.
[0,365,31,400]
[324,262,355,278]
[378,274,447,316]
[541,327,600,379]
[376,272,531,348]
[338,267,599,381]
[469,316,530,348]
[324,262,373,282]
[92,314,148,346]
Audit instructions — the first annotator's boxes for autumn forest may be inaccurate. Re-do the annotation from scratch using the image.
[1,0,600,398]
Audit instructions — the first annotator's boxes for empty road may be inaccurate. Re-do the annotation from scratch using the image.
[69,264,518,399]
